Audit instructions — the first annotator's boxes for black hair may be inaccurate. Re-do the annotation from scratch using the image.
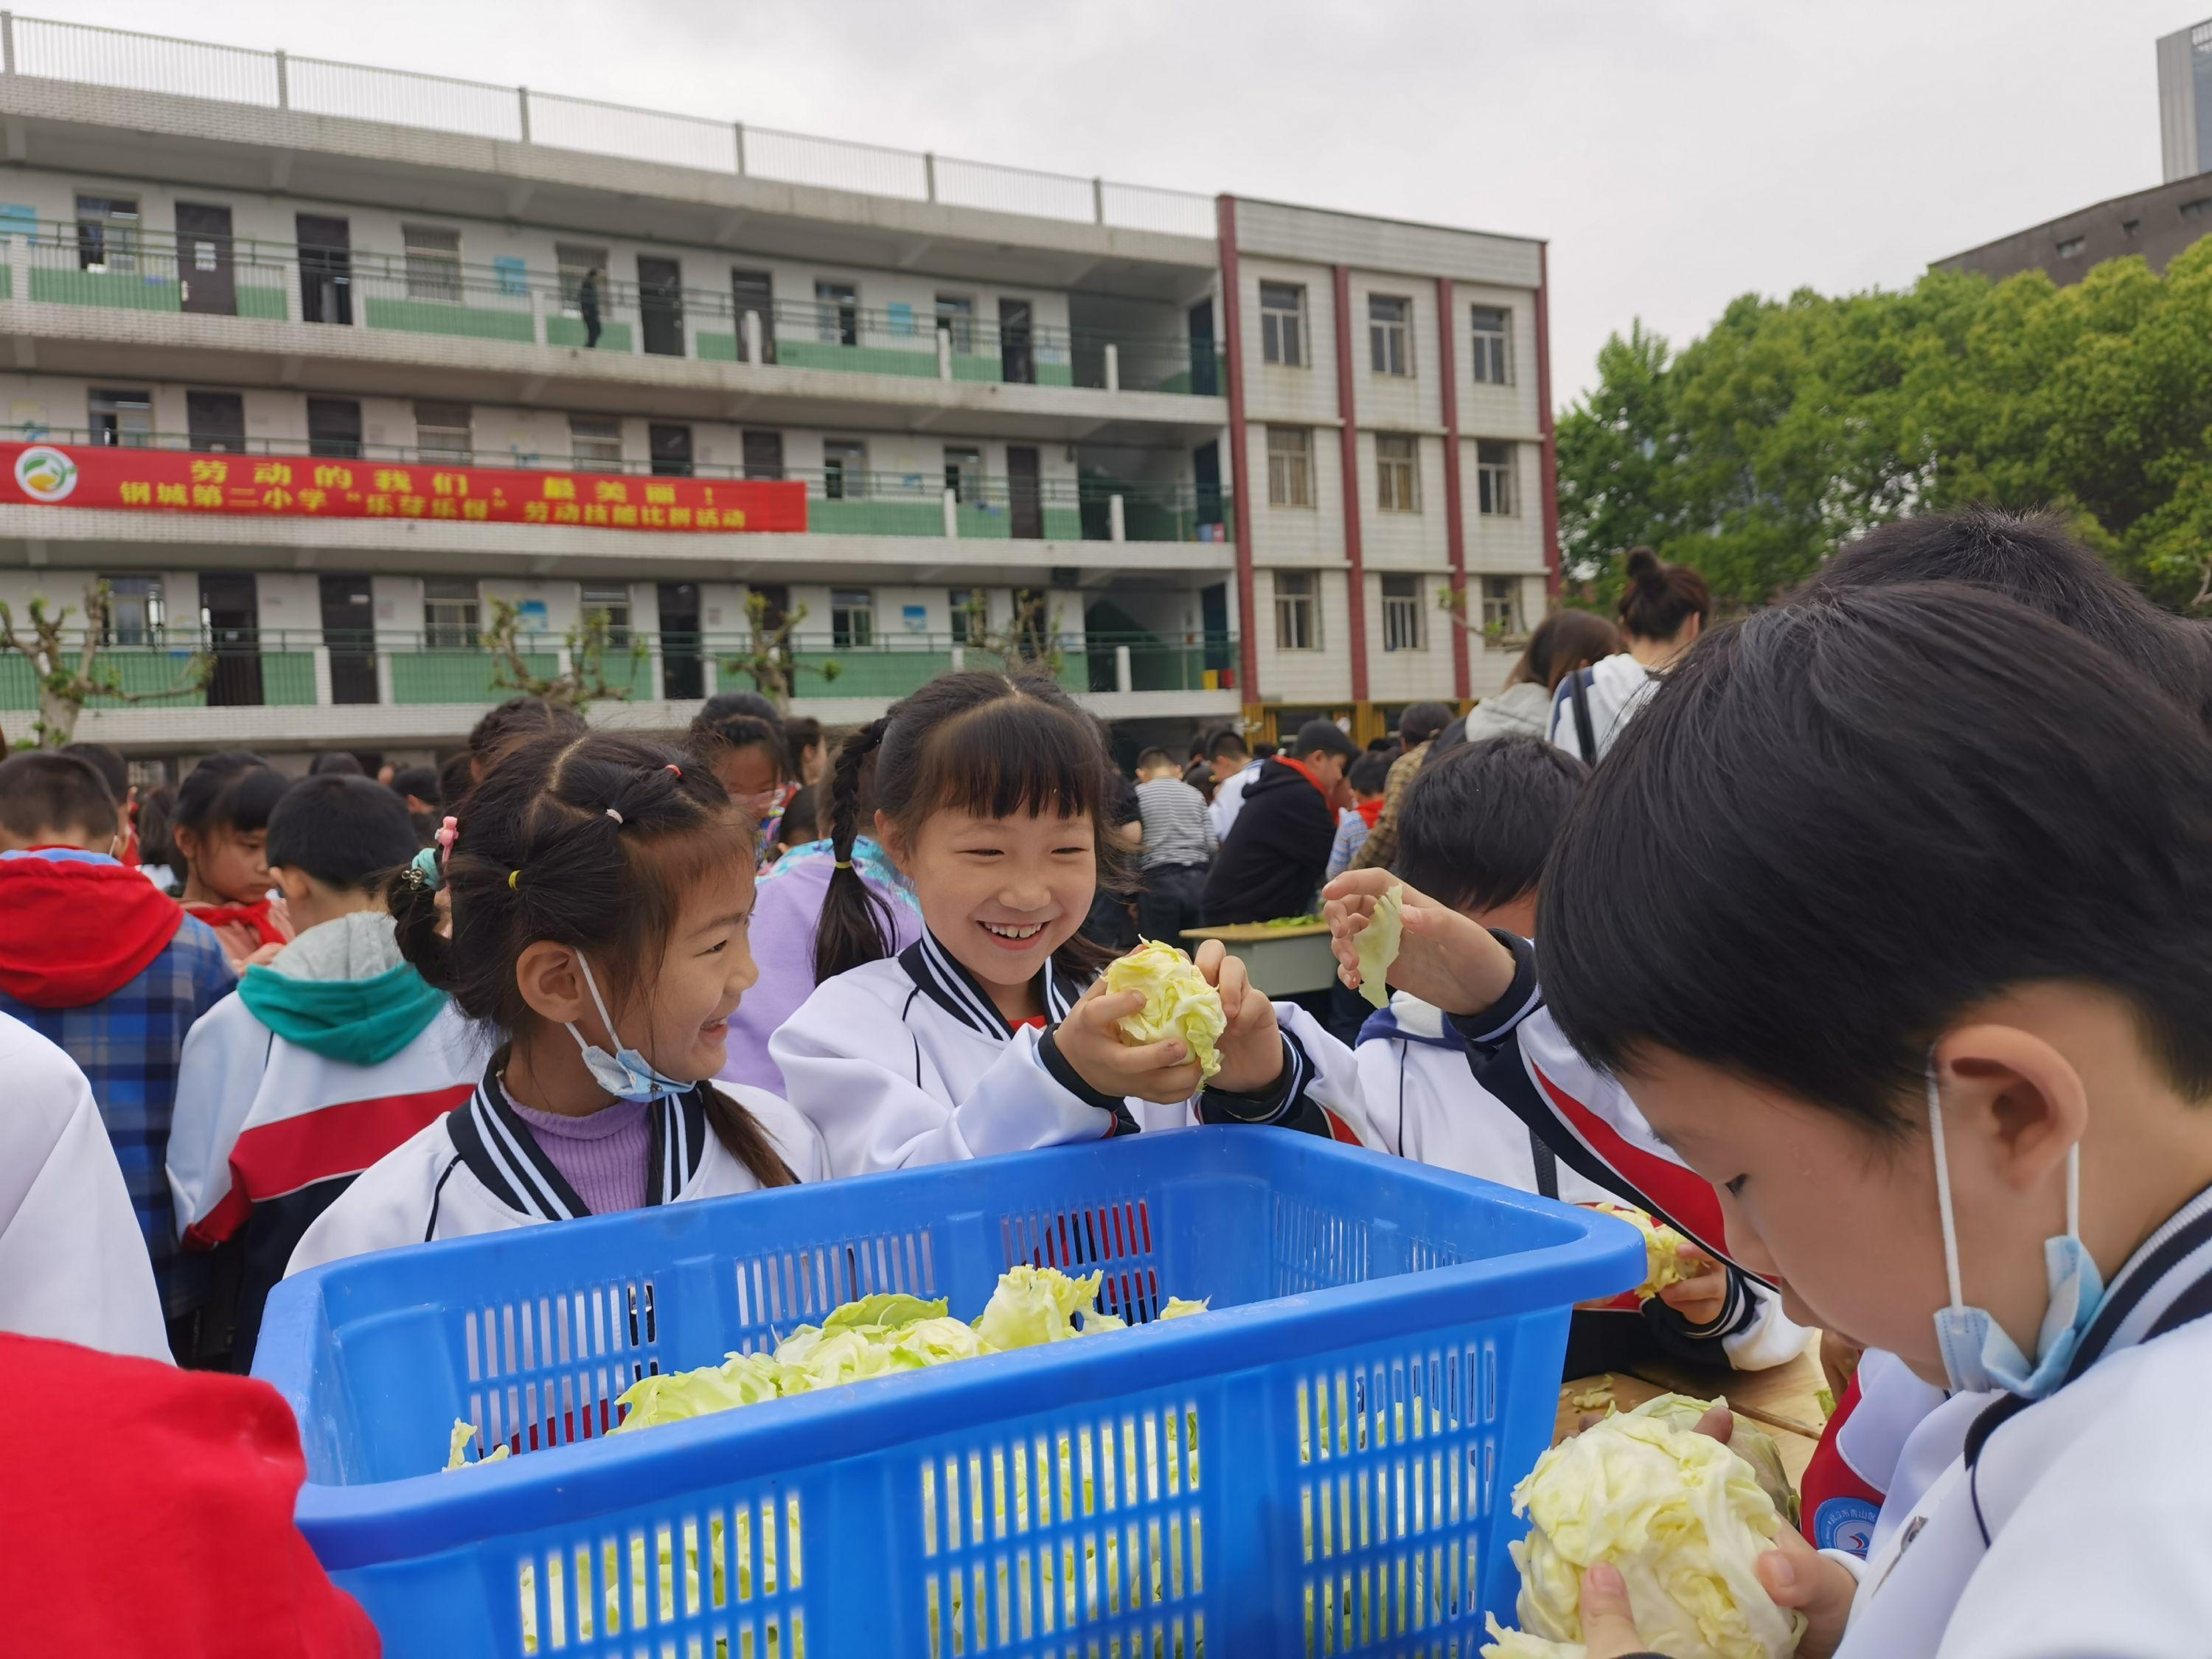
[1397,701,1454,748]
[1252,741,1279,760]
[58,741,127,804]
[698,690,780,725]
[687,710,790,784]
[267,774,420,891]
[776,785,818,847]
[308,751,364,776]
[1291,719,1357,760]
[174,751,287,841]
[1207,729,1250,762]
[816,669,1124,983]
[437,751,475,810]
[1506,608,1625,692]
[1541,583,2212,1130]
[1134,746,1176,773]
[1396,737,1587,914]
[468,696,586,775]
[1422,716,1468,768]
[782,714,823,766]
[1617,547,1710,643]
[1801,508,2212,728]
[0,751,119,841]
[392,765,441,804]
[386,730,793,1187]
[1348,751,1394,795]
[136,783,178,876]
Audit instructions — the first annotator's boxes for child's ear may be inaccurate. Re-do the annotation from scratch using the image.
[270,866,314,908]
[873,810,907,869]
[1935,1023,2090,1197]
[514,942,592,1029]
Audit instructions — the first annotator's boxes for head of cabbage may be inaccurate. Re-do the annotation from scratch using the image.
[1105,939,1227,1079]
[1585,1202,1694,1301]
[1480,1394,1805,1659]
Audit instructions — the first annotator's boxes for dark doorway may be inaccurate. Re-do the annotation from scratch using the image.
[1202,582,1232,678]
[296,214,352,325]
[319,575,378,705]
[1188,300,1217,397]
[741,430,785,480]
[638,256,684,357]
[999,298,1034,384]
[657,581,703,701]
[1194,439,1223,530]
[731,268,773,364]
[186,391,246,453]
[199,572,263,707]
[649,423,694,477]
[307,397,362,459]
[175,202,236,316]
[1007,445,1043,539]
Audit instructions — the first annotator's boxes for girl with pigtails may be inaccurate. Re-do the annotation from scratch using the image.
[771,670,1377,1178]
[285,731,825,1275]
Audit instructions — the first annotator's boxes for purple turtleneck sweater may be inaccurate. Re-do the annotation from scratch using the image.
[509,1097,652,1214]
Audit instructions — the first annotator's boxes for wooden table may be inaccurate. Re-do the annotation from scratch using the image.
[1179,920,1339,998]
[1555,1334,1832,1487]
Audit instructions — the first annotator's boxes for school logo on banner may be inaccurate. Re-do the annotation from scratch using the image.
[14,445,77,502]
[1812,1494,1879,1557]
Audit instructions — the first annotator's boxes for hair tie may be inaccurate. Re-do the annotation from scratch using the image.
[434,815,459,863]
[664,763,682,779]
[508,869,521,889]
[605,808,625,825]
[834,859,853,870]
[408,846,444,891]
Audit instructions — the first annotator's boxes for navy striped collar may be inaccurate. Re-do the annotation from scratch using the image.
[899,929,1084,1038]
[447,1056,708,1222]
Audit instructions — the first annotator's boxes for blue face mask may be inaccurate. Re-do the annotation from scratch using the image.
[565,953,689,1105]
[1927,1054,2104,1399]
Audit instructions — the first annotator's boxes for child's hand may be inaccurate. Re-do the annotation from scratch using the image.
[1320,870,1519,1016]
[1658,1245,1730,1326]
[239,942,285,971]
[1191,939,1284,1095]
[1054,978,1206,1105]
[212,921,264,969]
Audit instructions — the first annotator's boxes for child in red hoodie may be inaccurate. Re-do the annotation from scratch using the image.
[0,752,234,1354]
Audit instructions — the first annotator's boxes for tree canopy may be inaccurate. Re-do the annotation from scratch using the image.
[1557,237,2212,614]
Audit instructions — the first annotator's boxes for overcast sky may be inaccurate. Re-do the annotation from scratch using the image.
[35,0,2202,406]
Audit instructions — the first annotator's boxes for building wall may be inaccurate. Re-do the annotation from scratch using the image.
[1933,176,2212,288]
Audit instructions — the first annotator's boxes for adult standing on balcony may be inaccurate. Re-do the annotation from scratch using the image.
[579,266,605,350]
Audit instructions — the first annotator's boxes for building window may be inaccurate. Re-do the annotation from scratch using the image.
[1481,576,1522,635]
[88,389,152,448]
[831,588,874,648]
[75,194,139,271]
[2056,236,2084,260]
[422,577,480,649]
[556,243,608,313]
[949,588,977,643]
[403,224,462,302]
[943,445,983,504]
[2183,198,2212,223]
[102,575,164,644]
[306,397,363,459]
[1267,426,1314,508]
[414,402,473,462]
[1476,439,1517,516]
[1381,574,1423,652]
[1470,306,1513,385]
[579,581,632,646]
[815,281,859,347]
[1368,295,1411,377]
[1259,282,1307,367]
[2123,218,2143,239]
[823,439,866,500]
[1274,571,1320,651]
[935,294,975,354]
[1376,434,1421,512]
[568,416,624,471]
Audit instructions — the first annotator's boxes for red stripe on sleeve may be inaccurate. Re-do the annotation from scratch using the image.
[229,1083,473,1204]
[1531,1062,1732,1256]
[181,1183,252,1250]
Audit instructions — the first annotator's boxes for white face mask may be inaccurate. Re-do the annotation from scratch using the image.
[1927,1051,2104,1399]
[564,952,689,1104]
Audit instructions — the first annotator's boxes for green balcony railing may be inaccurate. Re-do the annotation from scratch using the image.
[0,628,1239,715]
[7,223,1225,397]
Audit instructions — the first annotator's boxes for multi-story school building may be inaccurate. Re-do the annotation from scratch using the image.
[0,15,1557,771]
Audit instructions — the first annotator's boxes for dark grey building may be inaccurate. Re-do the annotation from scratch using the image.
[1934,173,2212,287]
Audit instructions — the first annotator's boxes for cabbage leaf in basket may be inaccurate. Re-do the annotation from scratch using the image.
[1104,939,1228,1079]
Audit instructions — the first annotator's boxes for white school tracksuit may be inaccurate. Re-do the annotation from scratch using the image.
[0,1011,169,1362]
[1453,932,2212,1654]
[770,931,1376,1177]
[1352,989,1807,1372]
[285,1064,827,1275]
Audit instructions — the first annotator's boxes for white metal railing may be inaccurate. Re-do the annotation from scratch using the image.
[1,13,1219,239]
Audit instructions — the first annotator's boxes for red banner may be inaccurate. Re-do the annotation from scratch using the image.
[0,442,807,533]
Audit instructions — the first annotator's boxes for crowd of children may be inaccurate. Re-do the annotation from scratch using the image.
[6,506,2211,1653]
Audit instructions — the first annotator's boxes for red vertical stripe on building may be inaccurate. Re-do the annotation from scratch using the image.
[1535,243,1562,598]
[1215,195,1262,702]
[1331,264,1369,704]
[1435,276,1472,700]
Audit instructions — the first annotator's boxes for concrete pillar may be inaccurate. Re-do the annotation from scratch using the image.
[310,644,333,706]
[274,49,290,110]
[517,86,532,142]
[742,308,764,365]
[1114,644,1133,695]
[1108,493,1126,543]
[942,488,959,539]
[937,326,953,381]
[1104,342,1119,393]
[374,649,394,707]
[950,644,966,672]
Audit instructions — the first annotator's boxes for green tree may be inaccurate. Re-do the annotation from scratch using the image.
[0,578,207,748]
[717,591,841,714]
[481,597,648,712]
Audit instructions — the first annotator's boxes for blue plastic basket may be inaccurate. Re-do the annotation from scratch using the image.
[256,1127,1640,1659]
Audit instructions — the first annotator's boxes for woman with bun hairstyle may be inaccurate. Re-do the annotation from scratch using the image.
[1550,546,1709,763]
